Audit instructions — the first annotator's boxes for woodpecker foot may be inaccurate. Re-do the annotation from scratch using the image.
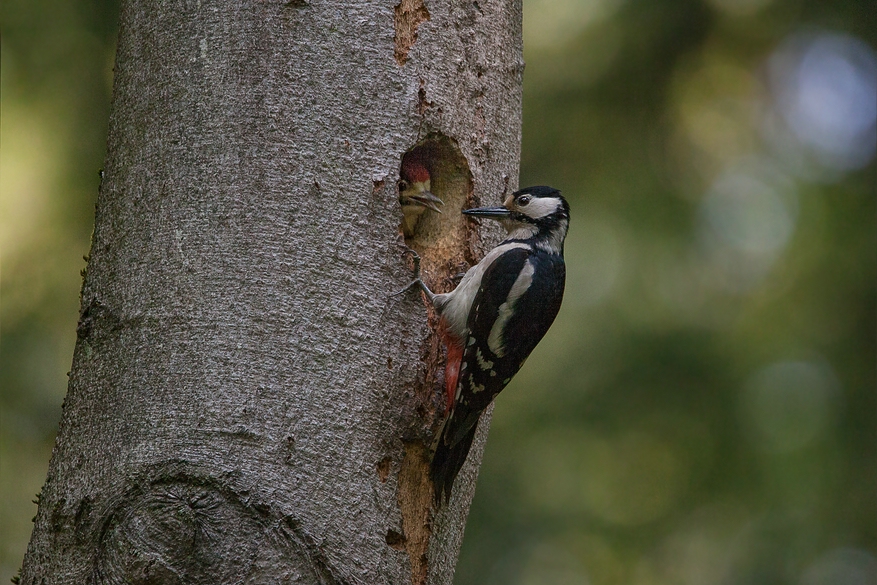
[391,278,428,298]
[392,249,436,302]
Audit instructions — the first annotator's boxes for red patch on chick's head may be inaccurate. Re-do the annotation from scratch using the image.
[402,154,431,183]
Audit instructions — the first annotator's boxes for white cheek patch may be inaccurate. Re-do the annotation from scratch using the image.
[487,260,535,357]
[521,197,560,219]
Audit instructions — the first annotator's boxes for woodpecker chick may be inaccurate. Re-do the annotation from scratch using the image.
[404,186,569,503]
[399,156,443,237]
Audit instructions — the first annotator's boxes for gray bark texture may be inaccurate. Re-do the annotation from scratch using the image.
[21,1,523,584]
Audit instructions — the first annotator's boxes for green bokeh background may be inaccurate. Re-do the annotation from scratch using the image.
[2,1,874,582]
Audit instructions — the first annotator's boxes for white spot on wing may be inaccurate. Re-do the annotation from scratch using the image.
[475,348,494,370]
[473,383,486,393]
[487,260,536,357]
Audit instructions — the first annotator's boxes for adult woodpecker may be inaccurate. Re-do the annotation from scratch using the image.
[399,154,443,237]
[402,185,569,502]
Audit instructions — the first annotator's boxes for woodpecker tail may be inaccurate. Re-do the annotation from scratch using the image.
[430,403,482,504]
[430,423,478,504]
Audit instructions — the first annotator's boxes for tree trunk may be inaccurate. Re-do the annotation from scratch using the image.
[21,1,522,584]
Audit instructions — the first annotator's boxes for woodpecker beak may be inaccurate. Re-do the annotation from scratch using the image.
[407,191,444,213]
[462,206,512,219]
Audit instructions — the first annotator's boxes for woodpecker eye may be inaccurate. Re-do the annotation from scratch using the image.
[399,180,410,191]
[517,195,532,206]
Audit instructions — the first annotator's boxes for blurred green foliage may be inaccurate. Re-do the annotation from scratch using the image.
[2,0,118,575]
[1,0,874,582]
[457,1,876,583]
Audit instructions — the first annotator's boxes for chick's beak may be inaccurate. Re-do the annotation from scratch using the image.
[407,190,444,214]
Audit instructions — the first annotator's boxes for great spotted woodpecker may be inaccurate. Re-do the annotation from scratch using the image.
[401,186,569,502]
[399,154,443,237]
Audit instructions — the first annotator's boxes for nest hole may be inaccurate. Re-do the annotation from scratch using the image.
[398,134,473,293]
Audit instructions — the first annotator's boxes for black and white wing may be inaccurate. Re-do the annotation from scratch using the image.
[431,247,565,501]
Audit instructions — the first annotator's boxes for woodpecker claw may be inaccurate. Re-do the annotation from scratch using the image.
[406,191,444,213]
[391,278,430,299]
[392,249,436,301]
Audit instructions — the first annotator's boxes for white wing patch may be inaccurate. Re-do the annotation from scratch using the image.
[487,260,535,357]
[435,242,530,341]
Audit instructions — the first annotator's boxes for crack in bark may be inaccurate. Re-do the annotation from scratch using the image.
[394,0,430,65]
[376,456,392,482]
[397,442,433,585]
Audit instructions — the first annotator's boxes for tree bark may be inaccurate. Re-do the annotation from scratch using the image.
[21,1,522,583]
